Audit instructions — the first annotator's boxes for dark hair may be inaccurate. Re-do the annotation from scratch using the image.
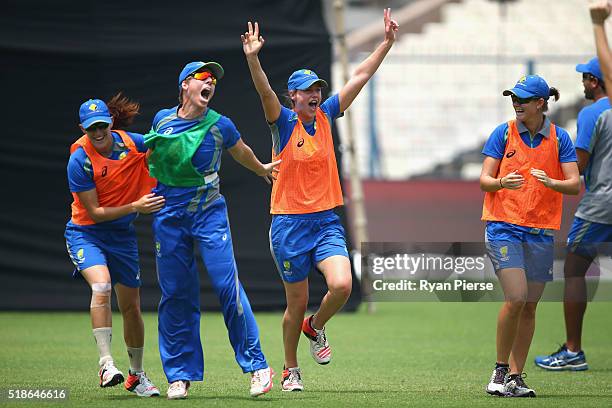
[107,92,140,129]
[542,87,560,112]
[281,90,295,108]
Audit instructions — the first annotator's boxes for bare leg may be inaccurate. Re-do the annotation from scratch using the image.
[114,284,144,348]
[81,265,113,329]
[312,255,352,329]
[282,279,309,368]
[564,252,595,352]
[509,282,545,374]
[496,268,528,364]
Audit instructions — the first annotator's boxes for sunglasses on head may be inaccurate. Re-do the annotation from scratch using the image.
[86,122,110,131]
[192,71,217,85]
[510,95,539,105]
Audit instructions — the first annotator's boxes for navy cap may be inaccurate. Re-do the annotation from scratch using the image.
[178,61,224,90]
[79,99,112,129]
[502,75,551,100]
[576,57,603,81]
[287,69,328,90]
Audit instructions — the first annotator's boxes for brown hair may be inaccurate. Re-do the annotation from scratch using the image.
[107,92,140,129]
[542,87,560,112]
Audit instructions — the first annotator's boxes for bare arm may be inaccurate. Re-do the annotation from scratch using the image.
[530,162,580,195]
[242,21,282,123]
[576,148,591,174]
[591,1,612,99]
[338,8,399,113]
[77,189,165,223]
[480,156,525,192]
[227,138,280,184]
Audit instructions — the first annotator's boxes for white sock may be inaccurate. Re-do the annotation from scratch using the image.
[93,327,113,366]
[127,347,144,373]
[566,349,579,356]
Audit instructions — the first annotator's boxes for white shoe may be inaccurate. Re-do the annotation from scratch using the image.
[167,380,190,400]
[98,360,124,388]
[281,367,304,392]
[485,365,508,396]
[125,371,160,397]
[302,315,331,365]
[504,374,536,397]
[250,367,274,397]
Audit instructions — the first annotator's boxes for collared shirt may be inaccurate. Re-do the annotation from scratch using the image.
[270,94,341,155]
[482,116,576,162]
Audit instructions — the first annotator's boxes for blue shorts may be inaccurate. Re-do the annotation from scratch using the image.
[269,210,349,283]
[64,224,141,288]
[485,222,554,282]
[567,216,612,259]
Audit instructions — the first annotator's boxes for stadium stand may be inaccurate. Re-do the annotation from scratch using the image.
[334,0,607,179]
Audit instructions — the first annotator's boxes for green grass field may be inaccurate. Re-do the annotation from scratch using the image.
[1,302,611,407]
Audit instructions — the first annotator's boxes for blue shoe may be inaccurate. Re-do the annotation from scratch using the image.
[534,344,588,371]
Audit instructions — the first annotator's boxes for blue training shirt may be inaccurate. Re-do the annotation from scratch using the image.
[482,117,577,163]
[151,106,240,207]
[66,131,147,229]
[270,94,342,155]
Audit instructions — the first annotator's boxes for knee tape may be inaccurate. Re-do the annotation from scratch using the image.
[91,282,112,309]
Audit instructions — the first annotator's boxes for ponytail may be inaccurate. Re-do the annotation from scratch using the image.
[106,92,140,129]
[549,87,560,102]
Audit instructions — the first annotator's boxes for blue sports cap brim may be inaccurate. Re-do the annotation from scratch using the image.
[82,116,112,129]
[576,63,603,80]
[575,63,591,74]
[292,78,328,90]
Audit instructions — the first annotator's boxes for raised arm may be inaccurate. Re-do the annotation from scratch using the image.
[590,1,612,99]
[242,21,282,123]
[338,8,399,113]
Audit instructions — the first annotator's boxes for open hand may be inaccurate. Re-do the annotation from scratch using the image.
[132,193,165,214]
[257,159,281,184]
[501,170,524,190]
[242,21,265,57]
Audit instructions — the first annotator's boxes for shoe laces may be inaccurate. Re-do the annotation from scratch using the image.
[286,368,301,384]
[551,343,568,358]
[514,373,528,388]
[491,365,508,384]
[316,329,327,348]
[251,369,266,386]
[137,372,155,388]
[168,381,185,392]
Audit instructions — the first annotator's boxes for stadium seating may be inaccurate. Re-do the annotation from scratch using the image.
[335,0,608,179]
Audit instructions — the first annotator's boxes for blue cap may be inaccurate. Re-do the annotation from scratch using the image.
[502,75,551,100]
[287,69,328,90]
[178,61,224,90]
[79,99,112,129]
[576,57,603,81]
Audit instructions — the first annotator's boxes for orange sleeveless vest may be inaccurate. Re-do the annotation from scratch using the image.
[70,130,157,225]
[270,108,344,214]
[482,120,564,229]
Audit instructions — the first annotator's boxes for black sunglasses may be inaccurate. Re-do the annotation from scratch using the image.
[86,122,110,131]
[582,73,598,81]
[510,95,540,105]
